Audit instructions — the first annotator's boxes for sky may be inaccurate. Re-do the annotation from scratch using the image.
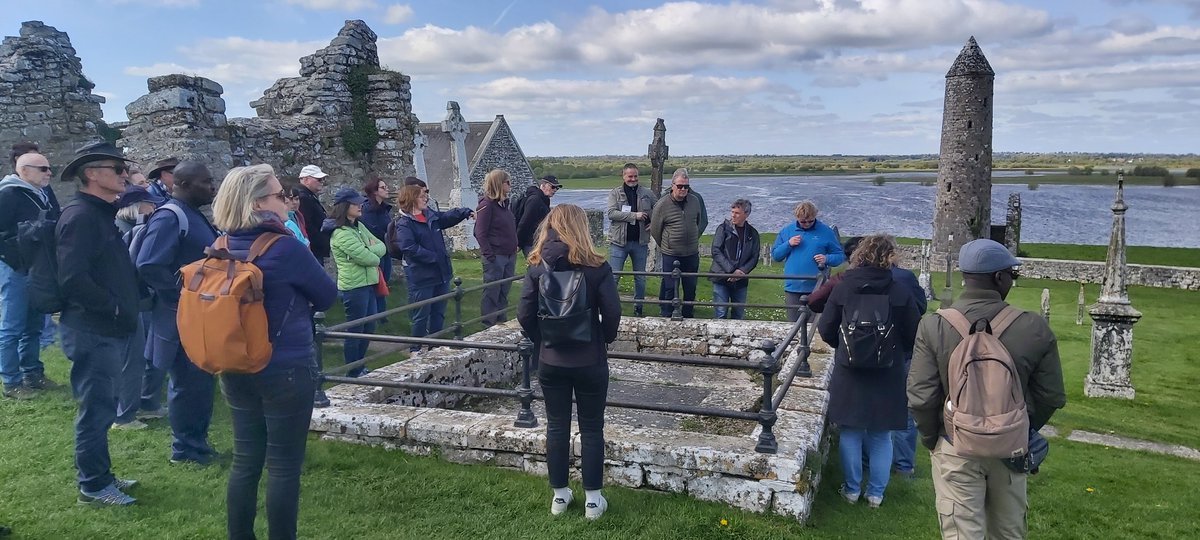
[3,0,1200,156]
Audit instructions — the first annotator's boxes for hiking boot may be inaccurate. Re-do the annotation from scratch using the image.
[550,491,573,515]
[111,420,149,431]
[114,478,139,490]
[866,495,883,509]
[136,407,167,420]
[25,374,60,390]
[838,484,859,504]
[584,495,608,520]
[314,389,331,409]
[2,385,38,400]
[78,484,136,507]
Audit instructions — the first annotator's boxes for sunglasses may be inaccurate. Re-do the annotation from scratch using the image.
[1005,268,1021,280]
[86,164,130,175]
[672,184,691,191]
[21,165,52,173]
[550,185,561,191]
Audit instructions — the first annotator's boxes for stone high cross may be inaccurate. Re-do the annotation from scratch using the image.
[1085,174,1142,399]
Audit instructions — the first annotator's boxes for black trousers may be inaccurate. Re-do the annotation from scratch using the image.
[539,361,609,491]
[659,253,700,318]
[221,367,317,540]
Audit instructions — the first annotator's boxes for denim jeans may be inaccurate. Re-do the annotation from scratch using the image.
[62,325,127,492]
[539,361,609,491]
[408,281,450,350]
[0,261,45,388]
[167,346,216,461]
[341,285,377,376]
[40,315,57,350]
[893,355,918,473]
[839,428,893,499]
[481,254,516,326]
[659,253,699,318]
[375,256,393,318]
[114,315,148,424]
[608,242,648,313]
[222,367,317,540]
[712,282,749,320]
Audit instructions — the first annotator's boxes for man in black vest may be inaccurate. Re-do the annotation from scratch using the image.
[297,164,330,264]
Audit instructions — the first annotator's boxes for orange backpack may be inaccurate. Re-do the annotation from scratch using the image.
[177,233,283,375]
[938,306,1030,459]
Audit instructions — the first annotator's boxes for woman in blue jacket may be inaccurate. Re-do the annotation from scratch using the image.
[210,164,338,540]
[771,200,845,321]
[391,185,473,351]
[360,176,394,318]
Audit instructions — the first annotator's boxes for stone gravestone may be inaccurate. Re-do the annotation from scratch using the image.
[1085,176,1141,399]
[918,240,934,300]
[1041,288,1051,322]
[1076,282,1086,325]
[1005,192,1022,255]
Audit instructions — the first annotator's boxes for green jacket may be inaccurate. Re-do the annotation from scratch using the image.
[330,221,387,291]
[907,288,1067,450]
[649,192,703,257]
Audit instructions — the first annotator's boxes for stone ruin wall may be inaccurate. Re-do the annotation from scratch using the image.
[0,21,105,202]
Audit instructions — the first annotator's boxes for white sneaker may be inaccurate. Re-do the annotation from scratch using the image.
[866,495,883,508]
[111,420,148,431]
[550,491,573,515]
[584,495,607,520]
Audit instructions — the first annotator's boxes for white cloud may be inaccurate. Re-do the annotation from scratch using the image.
[384,4,414,24]
[284,0,377,11]
[107,0,199,6]
[124,37,324,85]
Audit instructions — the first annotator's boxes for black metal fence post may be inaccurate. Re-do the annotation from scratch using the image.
[795,311,813,378]
[313,312,330,408]
[755,339,780,454]
[453,276,464,339]
[670,259,683,321]
[514,335,538,428]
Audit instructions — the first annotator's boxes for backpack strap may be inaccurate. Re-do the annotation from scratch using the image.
[936,308,972,339]
[246,233,284,263]
[988,306,1023,337]
[156,202,190,238]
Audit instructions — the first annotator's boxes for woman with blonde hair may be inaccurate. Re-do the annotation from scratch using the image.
[473,169,518,326]
[816,234,920,509]
[211,164,337,539]
[517,204,621,520]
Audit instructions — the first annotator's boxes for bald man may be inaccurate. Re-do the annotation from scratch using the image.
[0,152,60,398]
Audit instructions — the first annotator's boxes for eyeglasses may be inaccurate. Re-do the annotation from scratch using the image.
[262,191,287,203]
[21,165,52,173]
[1005,268,1021,281]
[798,219,816,225]
[86,164,129,175]
[672,184,691,191]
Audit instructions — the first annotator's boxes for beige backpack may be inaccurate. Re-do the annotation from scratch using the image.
[938,306,1029,459]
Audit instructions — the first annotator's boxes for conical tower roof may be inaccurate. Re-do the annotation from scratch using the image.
[946,36,994,77]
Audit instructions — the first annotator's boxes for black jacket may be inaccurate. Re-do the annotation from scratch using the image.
[517,231,621,368]
[297,185,330,259]
[708,219,760,287]
[515,186,550,248]
[0,177,57,271]
[56,192,140,337]
[817,266,922,431]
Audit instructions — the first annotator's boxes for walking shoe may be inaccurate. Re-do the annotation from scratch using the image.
[584,495,608,520]
[169,453,216,467]
[893,467,916,480]
[550,491,573,515]
[111,420,149,431]
[25,374,60,390]
[2,385,38,400]
[866,495,883,508]
[838,484,859,504]
[114,478,139,490]
[314,389,331,408]
[136,408,167,420]
[78,484,136,507]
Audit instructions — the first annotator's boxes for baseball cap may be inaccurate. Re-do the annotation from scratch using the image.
[958,239,1020,273]
[540,175,561,187]
[299,164,328,179]
[333,186,367,206]
[116,185,166,208]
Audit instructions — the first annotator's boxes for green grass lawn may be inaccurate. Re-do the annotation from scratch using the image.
[3,257,1197,538]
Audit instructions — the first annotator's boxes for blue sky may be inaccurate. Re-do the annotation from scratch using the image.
[3,0,1199,156]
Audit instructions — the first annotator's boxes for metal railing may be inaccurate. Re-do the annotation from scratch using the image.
[314,265,829,454]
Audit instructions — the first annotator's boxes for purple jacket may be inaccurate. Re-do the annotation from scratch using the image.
[224,219,338,372]
[473,196,518,259]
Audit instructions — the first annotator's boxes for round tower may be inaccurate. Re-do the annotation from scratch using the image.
[933,36,994,256]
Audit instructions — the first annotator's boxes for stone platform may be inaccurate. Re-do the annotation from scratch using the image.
[310,317,835,522]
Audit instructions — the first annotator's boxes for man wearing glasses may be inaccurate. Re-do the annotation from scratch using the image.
[771,200,845,322]
[650,168,705,318]
[515,175,561,257]
[297,164,331,264]
[0,151,60,399]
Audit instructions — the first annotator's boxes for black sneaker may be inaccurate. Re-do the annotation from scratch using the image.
[2,385,38,400]
[314,389,331,408]
[25,374,61,390]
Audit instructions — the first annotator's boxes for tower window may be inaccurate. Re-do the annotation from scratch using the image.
[967,120,973,129]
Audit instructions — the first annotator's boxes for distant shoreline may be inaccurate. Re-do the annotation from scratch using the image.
[558,171,1199,190]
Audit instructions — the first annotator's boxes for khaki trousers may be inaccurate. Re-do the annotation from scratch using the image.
[931,438,1028,539]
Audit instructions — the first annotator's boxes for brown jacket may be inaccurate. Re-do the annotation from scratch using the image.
[907,288,1067,450]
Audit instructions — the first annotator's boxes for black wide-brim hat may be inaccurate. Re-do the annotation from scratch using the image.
[60,141,135,182]
[148,157,180,180]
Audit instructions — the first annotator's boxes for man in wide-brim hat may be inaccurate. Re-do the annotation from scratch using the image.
[145,157,179,199]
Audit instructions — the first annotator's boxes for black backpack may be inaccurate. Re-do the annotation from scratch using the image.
[537,263,593,348]
[18,210,66,314]
[384,216,404,261]
[837,283,897,369]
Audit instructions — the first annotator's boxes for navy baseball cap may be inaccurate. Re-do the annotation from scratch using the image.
[333,186,368,206]
[958,239,1020,273]
[116,185,165,208]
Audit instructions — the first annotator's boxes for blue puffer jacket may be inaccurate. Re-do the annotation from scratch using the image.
[224,218,338,373]
[771,218,845,293]
[392,207,473,288]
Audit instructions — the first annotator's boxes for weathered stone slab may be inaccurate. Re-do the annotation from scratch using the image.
[688,475,775,513]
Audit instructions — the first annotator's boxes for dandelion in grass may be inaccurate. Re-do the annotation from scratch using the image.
[1086,487,1095,493]
[719,518,729,527]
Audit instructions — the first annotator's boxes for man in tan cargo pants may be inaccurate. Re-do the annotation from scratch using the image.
[908,240,1066,539]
